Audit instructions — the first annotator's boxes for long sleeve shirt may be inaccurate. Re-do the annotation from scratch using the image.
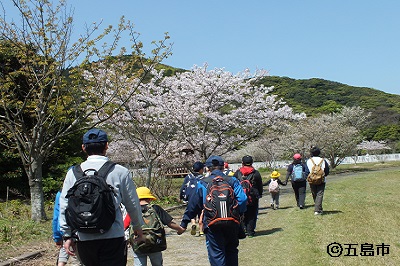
[59,155,144,241]
[180,169,247,229]
[52,191,63,243]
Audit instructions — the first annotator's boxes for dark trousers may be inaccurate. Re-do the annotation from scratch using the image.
[291,181,307,207]
[310,183,326,212]
[76,237,127,266]
[243,200,259,236]
[205,224,239,266]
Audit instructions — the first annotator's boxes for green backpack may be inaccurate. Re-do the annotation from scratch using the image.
[131,205,167,254]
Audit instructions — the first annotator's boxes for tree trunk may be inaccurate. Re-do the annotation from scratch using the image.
[146,164,153,188]
[27,158,47,221]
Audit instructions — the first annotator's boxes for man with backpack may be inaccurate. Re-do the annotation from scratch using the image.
[59,128,145,266]
[304,146,330,215]
[180,155,247,266]
[234,155,263,237]
[284,153,307,209]
[179,161,204,236]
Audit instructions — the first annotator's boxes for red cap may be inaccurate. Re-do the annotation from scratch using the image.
[224,162,229,168]
[293,153,302,160]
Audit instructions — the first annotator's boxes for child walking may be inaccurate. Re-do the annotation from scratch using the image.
[264,171,286,209]
[52,190,69,266]
[127,187,185,266]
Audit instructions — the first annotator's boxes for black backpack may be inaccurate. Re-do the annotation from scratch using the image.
[236,171,259,206]
[203,176,240,227]
[65,161,116,234]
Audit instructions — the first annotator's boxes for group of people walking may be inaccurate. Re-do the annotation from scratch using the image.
[284,147,330,215]
[53,128,330,266]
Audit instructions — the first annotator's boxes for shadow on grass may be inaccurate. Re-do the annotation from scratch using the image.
[322,210,343,215]
[274,206,292,210]
[255,227,283,236]
[258,205,294,211]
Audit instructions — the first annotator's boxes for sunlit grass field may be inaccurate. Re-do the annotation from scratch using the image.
[238,166,400,266]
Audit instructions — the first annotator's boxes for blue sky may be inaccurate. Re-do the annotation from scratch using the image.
[5,0,400,95]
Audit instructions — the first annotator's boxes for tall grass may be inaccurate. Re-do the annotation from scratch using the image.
[239,167,400,266]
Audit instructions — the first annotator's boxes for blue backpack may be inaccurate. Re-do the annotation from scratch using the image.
[291,164,305,182]
[182,174,200,201]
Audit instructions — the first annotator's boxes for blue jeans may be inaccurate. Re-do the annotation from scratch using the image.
[205,224,239,266]
[133,251,163,266]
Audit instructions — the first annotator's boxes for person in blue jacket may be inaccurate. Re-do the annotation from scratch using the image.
[180,155,247,266]
[52,190,69,266]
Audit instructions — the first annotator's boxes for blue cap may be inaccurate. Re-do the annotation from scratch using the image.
[82,129,108,144]
[205,155,224,167]
[193,161,205,172]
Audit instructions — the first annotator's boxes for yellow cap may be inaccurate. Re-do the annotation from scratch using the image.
[136,187,157,200]
[270,171,281,179]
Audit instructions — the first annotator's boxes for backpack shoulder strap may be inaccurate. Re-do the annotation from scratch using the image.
[72,165,84,180]
[245,172,255,182]
[317,158,324,167]
[310,158,316,166]
[236,171,243,181]
[148,204,163,225]
[97,161,117,179]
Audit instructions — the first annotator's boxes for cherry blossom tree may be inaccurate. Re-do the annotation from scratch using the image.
[99,65,304,186]
[155,65,304,160]
[0,0,171,221]
[317,107,371,168]
[280,106,370,168]
[356,140,391,154]
[352,140,391,164]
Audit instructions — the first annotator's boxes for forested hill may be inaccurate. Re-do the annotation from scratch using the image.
[258,76,400,142]
[259,76,400,115]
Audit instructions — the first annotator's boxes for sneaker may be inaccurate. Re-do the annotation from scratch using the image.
[314,211,323,215]
[190,224,197,235]
[199,231,204,237]
[299,205,304,209]
[270,203,274,208]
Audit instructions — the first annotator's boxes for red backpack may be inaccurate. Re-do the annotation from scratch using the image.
[236,172,259,206]
[203,176,240,227]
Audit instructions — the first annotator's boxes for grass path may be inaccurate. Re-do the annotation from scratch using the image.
[162,167,400,266]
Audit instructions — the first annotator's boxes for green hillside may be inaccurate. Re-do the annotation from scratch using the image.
[258,76,400,144]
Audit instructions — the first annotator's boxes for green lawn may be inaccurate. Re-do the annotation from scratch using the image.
[238,167,400,266]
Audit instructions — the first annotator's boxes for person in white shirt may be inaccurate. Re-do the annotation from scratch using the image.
[304,146,330,215]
